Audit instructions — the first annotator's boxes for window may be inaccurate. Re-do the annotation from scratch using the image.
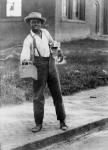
[6,0,22,17]
[103,0,108,34]
[62,0,85,21]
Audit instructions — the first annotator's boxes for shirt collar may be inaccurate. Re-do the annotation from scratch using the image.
[30,30,35,37]
[30,29,42,37]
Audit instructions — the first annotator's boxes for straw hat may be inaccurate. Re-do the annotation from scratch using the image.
[24,12,46,24]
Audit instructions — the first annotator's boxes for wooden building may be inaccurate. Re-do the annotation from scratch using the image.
[0,0,108,49]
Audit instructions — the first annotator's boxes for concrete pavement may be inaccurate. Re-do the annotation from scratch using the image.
[0,86,108,150]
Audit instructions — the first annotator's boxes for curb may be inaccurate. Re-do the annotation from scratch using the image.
[12,118,108,150]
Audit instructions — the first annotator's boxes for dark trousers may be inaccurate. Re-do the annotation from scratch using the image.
[33,56,66,125]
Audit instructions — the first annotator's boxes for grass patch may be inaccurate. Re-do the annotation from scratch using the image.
[59,39,108,95]
[0,72,25,106]
[58,64,108,95]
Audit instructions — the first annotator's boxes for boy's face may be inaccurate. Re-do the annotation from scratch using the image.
[30,19,42,31]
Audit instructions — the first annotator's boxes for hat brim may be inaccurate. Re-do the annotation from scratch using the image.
[24,16,46,24]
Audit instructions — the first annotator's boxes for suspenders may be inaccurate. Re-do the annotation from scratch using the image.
[30,31,52,62]
[30,33,42,58]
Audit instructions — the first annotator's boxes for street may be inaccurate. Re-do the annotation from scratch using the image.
[43,129,108,150]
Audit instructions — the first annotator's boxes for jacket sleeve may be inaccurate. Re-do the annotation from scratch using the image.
[20,37,31,63]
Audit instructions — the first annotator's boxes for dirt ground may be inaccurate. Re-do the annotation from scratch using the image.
[1,86,108,150]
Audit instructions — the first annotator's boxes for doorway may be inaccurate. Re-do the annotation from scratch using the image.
[95,1,100,34]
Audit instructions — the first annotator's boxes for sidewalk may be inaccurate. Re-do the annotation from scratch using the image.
[0,86,108,150]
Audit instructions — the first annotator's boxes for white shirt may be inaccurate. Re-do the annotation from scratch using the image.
[20,29,54,63]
